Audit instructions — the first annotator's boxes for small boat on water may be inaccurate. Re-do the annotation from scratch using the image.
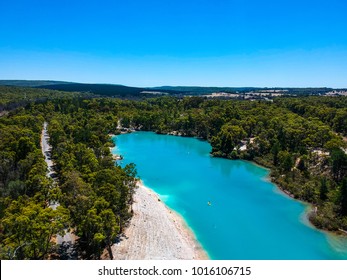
[207,201,212,206]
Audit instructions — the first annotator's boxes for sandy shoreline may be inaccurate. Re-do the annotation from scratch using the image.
[111,181,209,260]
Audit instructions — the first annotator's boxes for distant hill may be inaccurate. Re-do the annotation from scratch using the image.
[36,83,148,97]
[0,80,175,97]
[0,80,74,87]
[0,80,338,97]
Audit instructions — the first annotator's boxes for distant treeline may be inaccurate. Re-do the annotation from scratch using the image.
[0,81,175,98]
[0,80,340,97]
[155,86,336,95]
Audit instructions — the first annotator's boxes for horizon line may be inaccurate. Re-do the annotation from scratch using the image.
[0,79,346,89]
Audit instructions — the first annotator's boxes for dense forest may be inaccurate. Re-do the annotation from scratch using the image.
[0,86,90,113]
[0,96,137,259]
[1,87,347,259]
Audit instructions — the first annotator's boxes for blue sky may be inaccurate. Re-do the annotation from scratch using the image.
[0,0,346,87]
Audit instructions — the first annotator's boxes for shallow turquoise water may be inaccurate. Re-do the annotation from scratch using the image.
[112,132,347,259]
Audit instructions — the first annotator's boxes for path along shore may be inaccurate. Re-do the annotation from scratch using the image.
[111,181,208,260]
[41,122,75,246]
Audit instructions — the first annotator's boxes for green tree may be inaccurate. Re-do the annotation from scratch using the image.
[212,124,246,156]
[320,177,329,201]
[297,156,308,172]
[278,151,293,172]
[340,177,347,216]
[331,149,347,181]
[16,137,35,161]
[271,141,281,166]
[1,199,69,259]
[100,209,119,260]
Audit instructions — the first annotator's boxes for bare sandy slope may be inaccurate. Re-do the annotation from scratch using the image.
[111,182,208,260]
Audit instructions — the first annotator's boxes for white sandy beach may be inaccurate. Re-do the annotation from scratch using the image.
[111,181,208,260]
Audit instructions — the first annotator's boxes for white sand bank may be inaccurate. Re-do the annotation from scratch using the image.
[111,182,208,260]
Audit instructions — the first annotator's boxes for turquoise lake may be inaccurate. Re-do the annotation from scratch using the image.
[112,132,347,260]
